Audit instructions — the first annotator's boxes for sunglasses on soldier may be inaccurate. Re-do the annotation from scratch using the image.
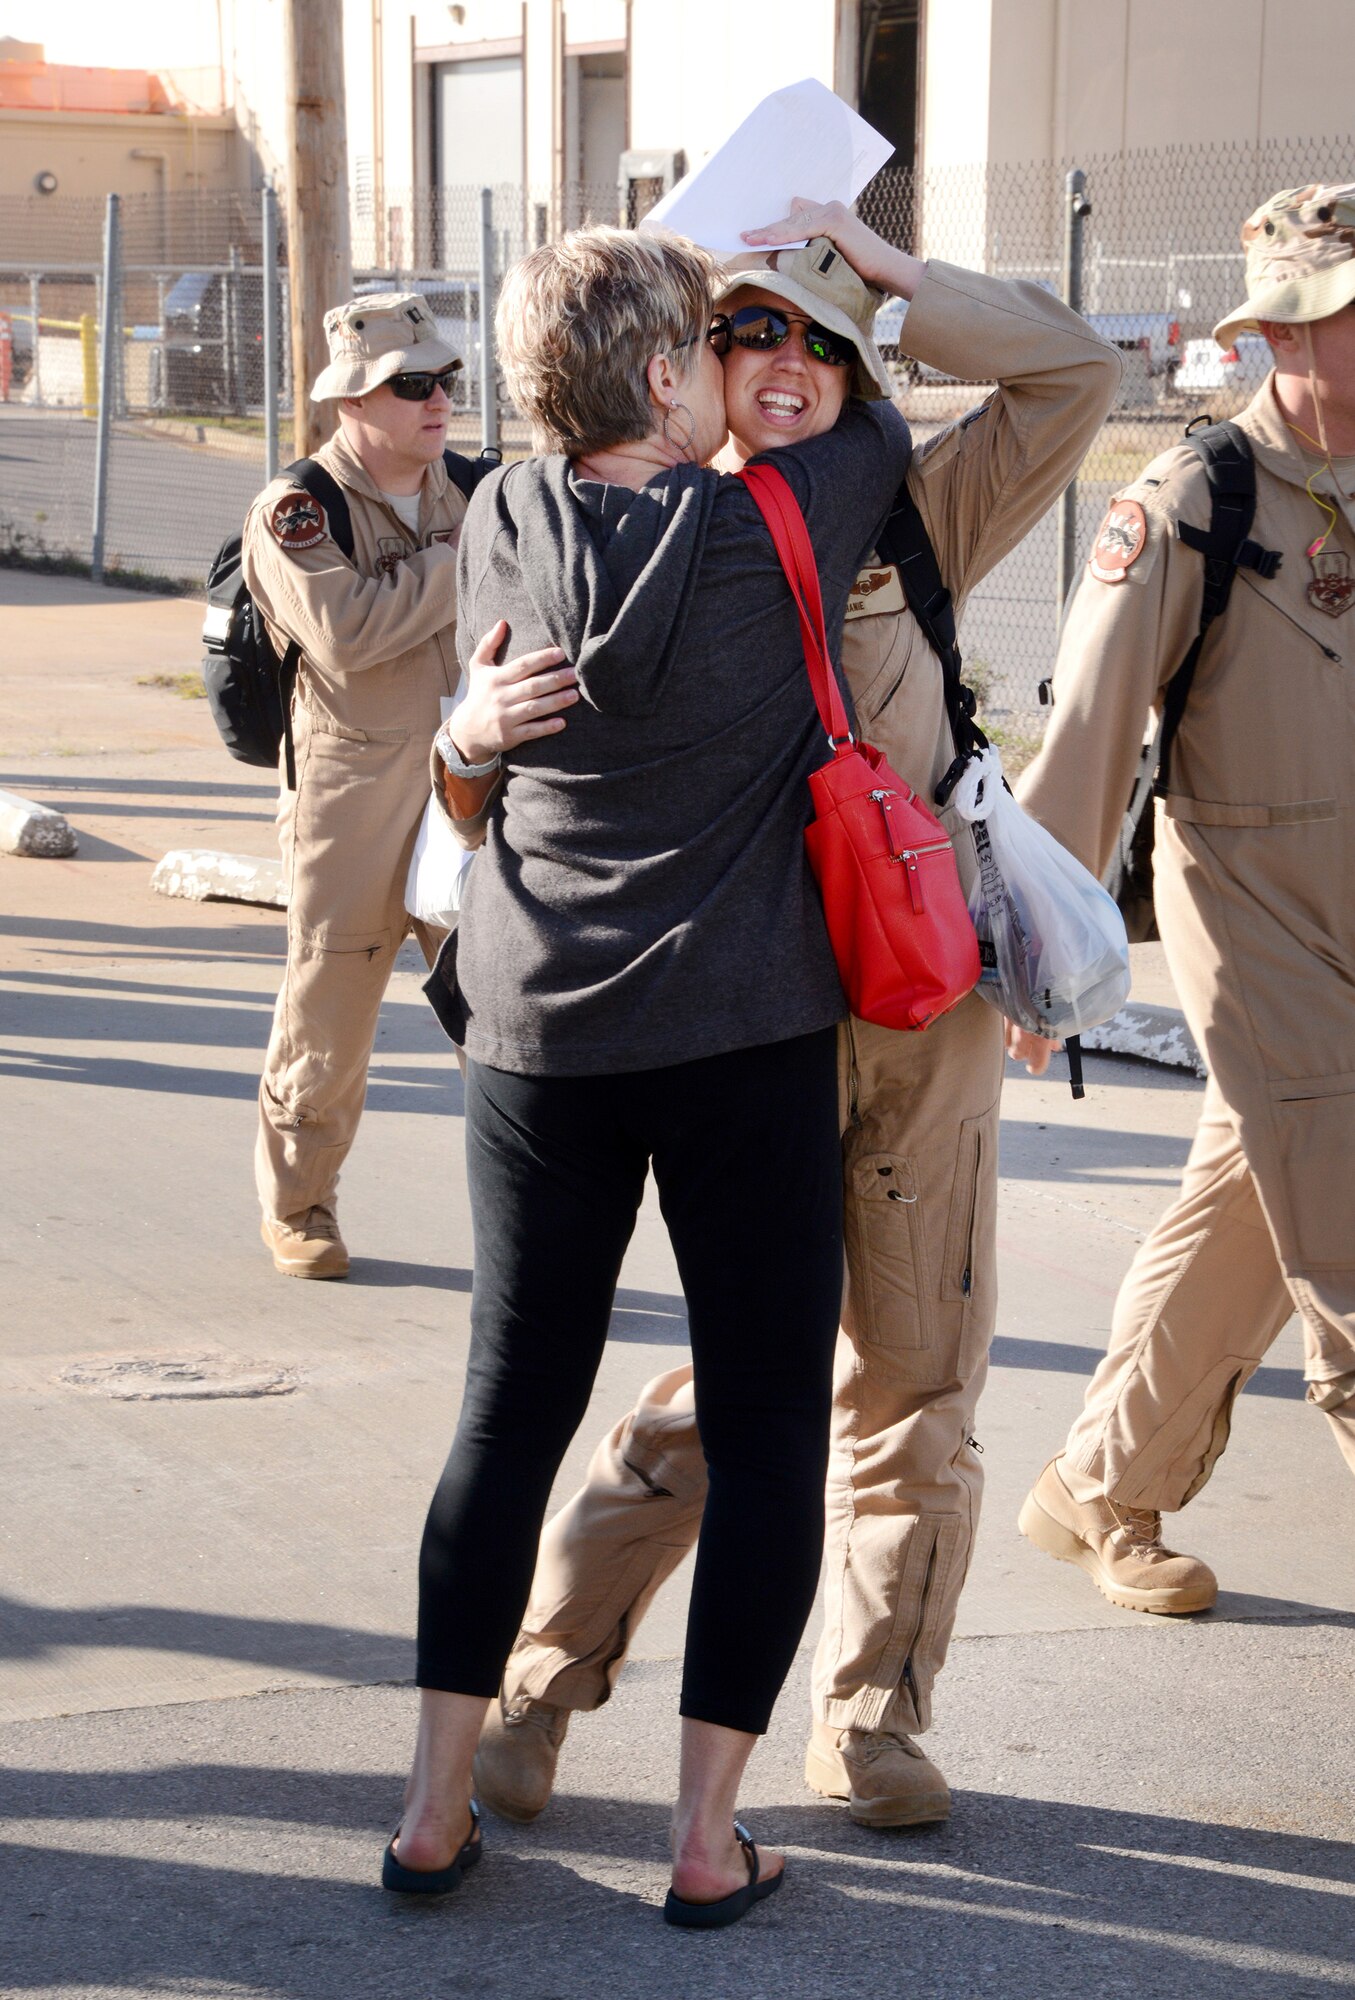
[707,306,857,369]
[388,363,463,402]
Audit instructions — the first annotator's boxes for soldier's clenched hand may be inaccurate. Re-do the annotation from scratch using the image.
[451,619,579,764]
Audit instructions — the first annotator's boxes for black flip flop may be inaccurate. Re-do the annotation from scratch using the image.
[663,1819,784,1929]
[382,1798,482,1896]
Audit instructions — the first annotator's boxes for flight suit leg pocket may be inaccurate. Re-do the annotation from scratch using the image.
[843,1147,933,1356]
[1267,1078,1355,1274]
[940,1102,1000,1382]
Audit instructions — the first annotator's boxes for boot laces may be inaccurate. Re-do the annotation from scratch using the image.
[1112,1504,1166,1554]
[851,1729,918,1765]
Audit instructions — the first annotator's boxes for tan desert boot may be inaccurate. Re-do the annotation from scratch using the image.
[805,1720,951,1827]
[1018,1456,1217,1614]
[261,1206,350,1280]
[473,1696,570,1823]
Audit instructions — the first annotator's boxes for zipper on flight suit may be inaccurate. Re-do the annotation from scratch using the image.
[845,1015,862,1129]
[901,1531,941,1715]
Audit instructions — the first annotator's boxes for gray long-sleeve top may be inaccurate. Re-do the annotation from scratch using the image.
[427,397,912,1075]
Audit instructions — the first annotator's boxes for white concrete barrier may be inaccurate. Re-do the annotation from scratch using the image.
[151,849,286,907]
[0,789,78,857]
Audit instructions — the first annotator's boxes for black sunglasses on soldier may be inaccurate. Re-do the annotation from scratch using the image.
[388,363,463,402]
[707,306,856,369]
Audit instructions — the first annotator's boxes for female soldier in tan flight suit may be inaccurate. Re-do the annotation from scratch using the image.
[447,202,1120,1829]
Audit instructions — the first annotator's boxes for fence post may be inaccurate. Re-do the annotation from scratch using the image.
[262,182,281,482]
[478,187,499,455]
[91,192,121,585]
[29,273,42,406]
[1057,167,1091,626]
[225,243,243,415]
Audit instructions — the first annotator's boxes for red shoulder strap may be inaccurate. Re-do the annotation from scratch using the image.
[739,461,853,749]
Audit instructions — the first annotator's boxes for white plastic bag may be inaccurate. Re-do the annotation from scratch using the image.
[950,748,1130,1039]
[404,789,475,929]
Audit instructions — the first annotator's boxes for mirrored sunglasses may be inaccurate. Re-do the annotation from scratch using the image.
[388,363,463,402]
[709,306,857,370]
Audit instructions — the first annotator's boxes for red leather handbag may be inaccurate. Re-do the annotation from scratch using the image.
[740,461,980,1032]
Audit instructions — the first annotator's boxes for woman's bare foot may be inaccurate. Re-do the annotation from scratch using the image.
[669,1717,783,1904]
[670,1822,785,1905]
[393,1689,487,1872]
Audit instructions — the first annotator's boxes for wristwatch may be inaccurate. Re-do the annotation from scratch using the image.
[435,718,501,779]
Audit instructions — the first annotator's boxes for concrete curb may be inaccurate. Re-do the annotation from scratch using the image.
[0,788,77,858]
[151,849,286,908]
[1084,1001,1204,1075]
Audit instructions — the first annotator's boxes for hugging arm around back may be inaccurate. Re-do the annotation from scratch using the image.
[746,398,912,580]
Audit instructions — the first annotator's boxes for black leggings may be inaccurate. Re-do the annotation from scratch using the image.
[416,1027,842,1736]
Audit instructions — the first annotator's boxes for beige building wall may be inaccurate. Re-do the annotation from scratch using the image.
[0,108,241,205]
[932,0,1355,168]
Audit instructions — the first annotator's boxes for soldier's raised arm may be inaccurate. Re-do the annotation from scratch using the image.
[899,266,1121,601]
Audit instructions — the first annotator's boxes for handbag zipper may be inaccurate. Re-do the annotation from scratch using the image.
[869,791,952,913]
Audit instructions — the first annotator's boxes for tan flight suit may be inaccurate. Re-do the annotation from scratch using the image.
[493,264,1122,1738]
[241,431,467,1221]
[1021,379,1355,1497]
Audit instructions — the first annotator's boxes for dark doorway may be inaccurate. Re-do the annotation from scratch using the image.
[858,0,921,248]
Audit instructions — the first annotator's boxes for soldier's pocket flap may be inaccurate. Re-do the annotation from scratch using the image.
[296,923,392,955]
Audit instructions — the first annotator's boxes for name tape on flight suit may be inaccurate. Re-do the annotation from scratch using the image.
[846,563,908,620]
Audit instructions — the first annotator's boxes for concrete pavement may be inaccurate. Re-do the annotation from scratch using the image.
[2,570,1353,1998]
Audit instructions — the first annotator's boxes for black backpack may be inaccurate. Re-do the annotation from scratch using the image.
[201,447,501,788]
[1101,418,1281,943]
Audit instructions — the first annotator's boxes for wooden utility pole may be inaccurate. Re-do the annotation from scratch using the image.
[284,0,353,456]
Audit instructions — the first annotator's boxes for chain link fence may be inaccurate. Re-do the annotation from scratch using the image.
[2,134,1349,720]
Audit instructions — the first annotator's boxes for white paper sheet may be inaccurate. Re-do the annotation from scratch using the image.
[639,79,894,257]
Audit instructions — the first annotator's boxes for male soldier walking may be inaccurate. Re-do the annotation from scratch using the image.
[1015,184,1355,1612]
[463,216,1120,1828]
[244,294,532,1276]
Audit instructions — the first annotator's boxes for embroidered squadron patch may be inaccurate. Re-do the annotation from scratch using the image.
[375,537,406,578]
[1089,498,1148,583]
[845,563,907,620]
[269,490,329,552]
[427,528,460,549]
[1307,549,1355,617]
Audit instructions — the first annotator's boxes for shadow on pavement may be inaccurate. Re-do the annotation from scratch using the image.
[0,1051,458,1117]
[1206,1590,1355,1629]
[2,1786,1352,1998]
[351,1263,690,1344]
[0,1595,410,1684]
[1,773,278,801]
[1001,1122,1192,1185]
[989,1333,1304,1401]
[2,914,284,958]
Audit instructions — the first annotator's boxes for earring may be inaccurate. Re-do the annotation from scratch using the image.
[662,401,697,459]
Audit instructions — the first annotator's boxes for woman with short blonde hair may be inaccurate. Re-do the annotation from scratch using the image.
[498,225,718,456]
[390,221,911,1926]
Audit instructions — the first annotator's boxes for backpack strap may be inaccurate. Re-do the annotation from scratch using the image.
[274,459,354,791]
[284,458,354,561]
[1154,417,1281,797]
[873,479,988,805]
[443,445,503,502]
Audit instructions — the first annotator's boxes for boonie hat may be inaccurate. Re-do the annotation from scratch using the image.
[309,291,462,402]
[715,236,894,401]
[1214,183,1355,349]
